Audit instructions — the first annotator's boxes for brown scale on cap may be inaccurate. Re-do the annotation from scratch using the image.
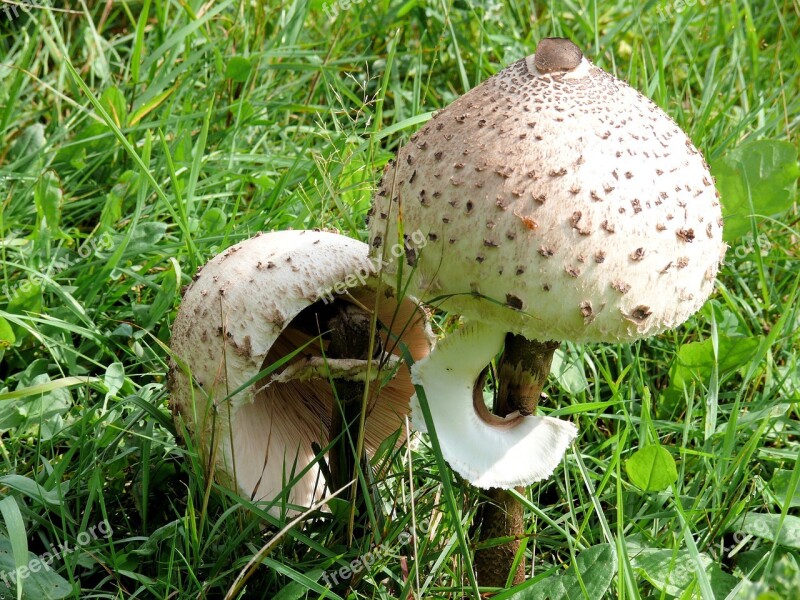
[628,305,653,322]
[630,248,645,261]
[611,280,631,294]
[539,246,555,257]
[532,38,583,74]
[571,211,592,235]
[506,294,524,310]
[516,210,539,230]
[580,301,594,323]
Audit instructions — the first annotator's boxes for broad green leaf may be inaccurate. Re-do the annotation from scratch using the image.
[551,348,588,395]
[84,27,109,80]
[34,170,64,239]
[272,582,306,600]
[9,123,46,158]
[132,519,183,557]
[117,222,169,256]
[76,232,115,260]
[13,375,71,422]
[100,86,128,128]
[103,363,125,398]
[9,123,46,171]
[0,374,73,440]
[230,98,255,121]
[626,445,678,492]
[732,402,793,431]
[733,547,799,589]
[0,475,69,507]
[0,537,72,599]
[712,140,799,242]
[0,496,27,600]
[7,280,43,342]
[326,498,351,522]
[504,544,616,599]
[771,470,800,508]
[699,299,746,337]
[678,336,760,377]
[199,207,227,234]
[0,316,15,356]
[54,121,113,164]
[631,547,737,598]
[666,335,760,403]
[99,189,123,232]
[768,555,800,598]
[100,172,136,232]
[734,513,800,549]
[68,147,88,170]
[339,152,371,209]
[225,56,252,82]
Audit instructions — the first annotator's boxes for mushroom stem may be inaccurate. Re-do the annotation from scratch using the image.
[326,302,378,497]
[475,334,558,588]
[497,335,559,416]
[411,322,574,586]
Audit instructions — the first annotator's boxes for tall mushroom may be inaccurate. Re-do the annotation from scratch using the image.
[169,230,430,516]
[368,38,726,585]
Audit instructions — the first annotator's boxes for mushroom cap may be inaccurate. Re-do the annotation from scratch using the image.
[168,230,431,514]
[368,38,726,343]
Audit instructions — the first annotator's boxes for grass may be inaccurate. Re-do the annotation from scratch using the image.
[0,0,798,598]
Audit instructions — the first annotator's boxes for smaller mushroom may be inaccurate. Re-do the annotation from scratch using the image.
[169,230,431,515]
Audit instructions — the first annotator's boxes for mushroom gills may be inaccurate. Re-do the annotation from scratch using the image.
[410,321,577,488]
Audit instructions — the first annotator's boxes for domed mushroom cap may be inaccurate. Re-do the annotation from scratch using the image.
[169,230,431,514]
[369,38,726,343]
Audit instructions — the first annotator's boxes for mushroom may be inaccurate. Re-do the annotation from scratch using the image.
[168,230,431,515]
[368,37,726,582]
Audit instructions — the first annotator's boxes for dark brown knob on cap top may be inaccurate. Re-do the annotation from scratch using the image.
[534,38,583,73]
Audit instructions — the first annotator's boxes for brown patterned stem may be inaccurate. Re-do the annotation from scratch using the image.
[317,300,384,594]
[327,302,377,499]
[474,334,559,590]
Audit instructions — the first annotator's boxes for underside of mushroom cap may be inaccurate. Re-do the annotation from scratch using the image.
[168,230,431,514]
[410,321,577,487]
[368,38,726,344]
